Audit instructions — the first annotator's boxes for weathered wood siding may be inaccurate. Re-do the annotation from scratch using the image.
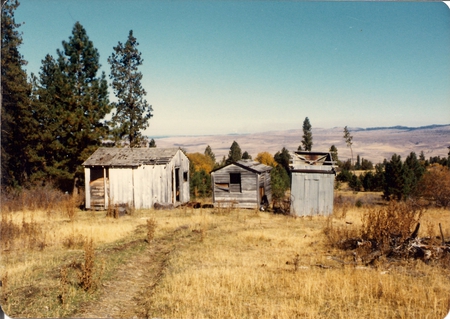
[131,150,190,208]
[84,149,190,209]
[212,164,270,209]
[290,171,334,216]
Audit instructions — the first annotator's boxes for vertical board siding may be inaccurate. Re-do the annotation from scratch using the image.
[109,168,134,206]
[84,149,190,209]
[290,172,334,216]
[84,167,91,209]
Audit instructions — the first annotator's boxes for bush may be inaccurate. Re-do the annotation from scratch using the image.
[418,164,450,207]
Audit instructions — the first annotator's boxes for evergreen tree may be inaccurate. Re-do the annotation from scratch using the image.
[300,117,313,151]
[447,146,450,168]
[360,158,373,170]
[149,138,156,147]
[226,141,242,164]
[242,151,252,160]
[204,145,215,163]
[355,154,361,170]
[1,0,34,187]
[329,145,338,163]
[30,54,68,183]
[343,126,354,169]
[403,152,425,198]
[108,30,153,147]
[271,165,290,202]
[49,22,110,190]
[383,154,404,200]
[274,147,292,175]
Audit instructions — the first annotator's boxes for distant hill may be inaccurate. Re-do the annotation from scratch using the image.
[354,124,450,132]
[154,124,450,164]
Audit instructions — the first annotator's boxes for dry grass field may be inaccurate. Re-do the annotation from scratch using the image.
[1,192,450,319]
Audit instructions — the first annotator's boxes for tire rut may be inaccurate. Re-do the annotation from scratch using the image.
[73,230,186,318]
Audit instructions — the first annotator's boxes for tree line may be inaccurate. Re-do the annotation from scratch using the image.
[2,1,152,191]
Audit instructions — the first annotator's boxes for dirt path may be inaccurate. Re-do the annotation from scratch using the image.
[72,230,186,319]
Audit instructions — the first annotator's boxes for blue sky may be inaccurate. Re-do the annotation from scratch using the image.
[15,1,450,136]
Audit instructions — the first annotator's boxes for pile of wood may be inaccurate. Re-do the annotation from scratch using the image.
[337,223,450,265]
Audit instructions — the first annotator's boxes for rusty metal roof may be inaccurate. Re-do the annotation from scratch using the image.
[291,151,335,166]
[82,147,181,167]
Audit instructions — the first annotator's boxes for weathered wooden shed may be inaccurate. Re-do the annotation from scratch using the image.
[83,147,190,210]
[290,151,336,216]
[211,160,272,209]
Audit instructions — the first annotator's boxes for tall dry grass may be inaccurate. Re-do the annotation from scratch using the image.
[0,192,449,318]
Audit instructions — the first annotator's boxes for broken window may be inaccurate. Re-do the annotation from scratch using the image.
[230,173,241,193]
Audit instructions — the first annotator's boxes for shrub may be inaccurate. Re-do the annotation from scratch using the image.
[418,164,450,207]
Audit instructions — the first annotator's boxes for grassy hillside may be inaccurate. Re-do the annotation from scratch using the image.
[1,194,449,318]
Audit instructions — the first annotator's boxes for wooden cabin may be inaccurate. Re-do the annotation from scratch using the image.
[83,148,190,210]
[211,160,272,209]
[290,151,336,216]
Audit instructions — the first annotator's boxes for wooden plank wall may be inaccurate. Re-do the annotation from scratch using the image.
[290,172,334,216]
[107,150,190,209]
[212,164,259,209]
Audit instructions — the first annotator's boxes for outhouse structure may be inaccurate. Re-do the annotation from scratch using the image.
[290,151,336,216]
[211,160,272,209]
[83,147,190,210]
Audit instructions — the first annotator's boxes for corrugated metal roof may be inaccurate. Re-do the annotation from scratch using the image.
[82,147,181,167]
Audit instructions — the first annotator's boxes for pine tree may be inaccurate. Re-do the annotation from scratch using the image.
[226,141,242,164]
[242,151,252,160]
[43,22,110,191]
[329,145,338,163]
[204,145,215,163]
[384,154,404,200]
[300,117,313,151]
[108,30,153,147]
[1,0,34,187]
[149,138,156,147]
[403,152,425,198]
[355,154,361,170]
[274,147,292,175]
[30,54,68,183]
[343,126,354,169]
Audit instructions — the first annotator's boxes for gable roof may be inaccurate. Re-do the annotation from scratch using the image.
[82,147,181,167]
[211,159,272,174]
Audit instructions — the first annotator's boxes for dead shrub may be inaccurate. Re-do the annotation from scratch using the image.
[78,238,96,292]
[63,195,77,222]
[58,266,69,305]
[361,201,424,252]
[146,218,157,243]
[323,214,360,248]
[0,184,68,213]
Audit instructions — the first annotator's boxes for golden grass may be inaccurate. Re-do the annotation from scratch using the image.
[1,202,449,318]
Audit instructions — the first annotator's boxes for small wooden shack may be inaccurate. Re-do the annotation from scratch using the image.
[83,148,190,210]
[211,160,272,209]
[290,151,336,216]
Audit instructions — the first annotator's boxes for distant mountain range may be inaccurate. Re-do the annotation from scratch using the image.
[154,124,450,164]
[352,124,450,132]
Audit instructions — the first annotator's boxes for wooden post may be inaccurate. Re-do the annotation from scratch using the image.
[439,223,445,245]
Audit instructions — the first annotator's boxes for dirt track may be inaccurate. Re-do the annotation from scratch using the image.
[73,230,185,319]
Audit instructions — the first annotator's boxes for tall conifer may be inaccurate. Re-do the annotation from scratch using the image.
[108,30,153,147]
[1,0,34,187]
[32,22,110,190]
[300,117,313,151]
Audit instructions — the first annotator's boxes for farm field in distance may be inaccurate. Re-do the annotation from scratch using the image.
[1,191,449,319]
[155,125,450,164]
